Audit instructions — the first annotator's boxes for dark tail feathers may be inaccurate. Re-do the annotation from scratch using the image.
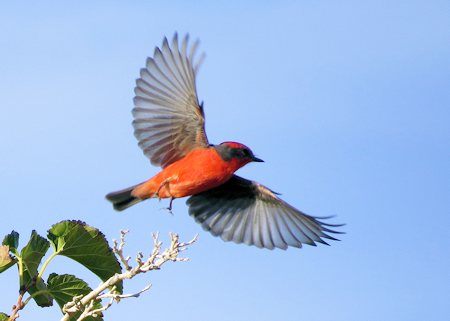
[106,185,142,211]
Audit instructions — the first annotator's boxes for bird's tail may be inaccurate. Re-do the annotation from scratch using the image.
[106,184,142,211]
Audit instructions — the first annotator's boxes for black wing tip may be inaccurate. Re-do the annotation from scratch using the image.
[313,215,346,229]
[313,214,341,220]
[321,231,343,241]
[162,32,190,50]
[315,239,330,246]
[145,57,153,66]
[172,32,179,42]
[154,46,163,58]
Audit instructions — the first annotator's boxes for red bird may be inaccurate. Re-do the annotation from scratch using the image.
[106,34,343,250]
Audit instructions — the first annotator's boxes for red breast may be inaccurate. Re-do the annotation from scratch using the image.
[132,146,248,199]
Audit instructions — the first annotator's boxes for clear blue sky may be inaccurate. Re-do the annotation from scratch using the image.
[1,1,449,320]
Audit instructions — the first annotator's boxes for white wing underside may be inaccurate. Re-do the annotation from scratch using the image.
[132,33,208,168]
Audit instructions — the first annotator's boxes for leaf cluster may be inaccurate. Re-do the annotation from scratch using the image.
[0,220,122,321]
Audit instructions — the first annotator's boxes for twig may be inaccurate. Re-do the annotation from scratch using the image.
[112,230,131,271]
[98,284,152,301]
[60,232,197,321]
[8,291,25,321]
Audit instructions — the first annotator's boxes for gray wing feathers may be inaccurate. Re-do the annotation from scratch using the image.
[132,33,208,168]
[187,175,343,250]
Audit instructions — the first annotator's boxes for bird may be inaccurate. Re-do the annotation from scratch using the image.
[106,33,344,250]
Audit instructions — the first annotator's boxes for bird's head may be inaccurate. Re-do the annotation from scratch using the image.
[215,142,264,170]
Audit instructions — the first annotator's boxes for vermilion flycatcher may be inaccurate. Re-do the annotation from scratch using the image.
[106,34,343,250]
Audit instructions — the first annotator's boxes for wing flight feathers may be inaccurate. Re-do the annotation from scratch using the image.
[187,175,344,250]
[132,33,209,168]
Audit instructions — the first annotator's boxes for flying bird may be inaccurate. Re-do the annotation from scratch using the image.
[106,34,343,250]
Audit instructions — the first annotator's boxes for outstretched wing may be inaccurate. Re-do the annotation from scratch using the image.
[132,33,209,168]
[187,175,344,250]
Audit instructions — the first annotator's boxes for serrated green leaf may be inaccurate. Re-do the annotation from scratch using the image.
[0,312,9,321]
[48,220,122,293]
[2,231,19,253]
[22,273,53,307]
[21,230,50,274]
[0,245,17,273]
[21,230,52,307]
[48,273,103,321]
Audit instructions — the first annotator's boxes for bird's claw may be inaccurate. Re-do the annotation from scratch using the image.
[159,197,175,215]
[159,206,174,215]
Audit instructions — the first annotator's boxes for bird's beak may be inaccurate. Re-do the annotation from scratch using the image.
[252,156,264,162]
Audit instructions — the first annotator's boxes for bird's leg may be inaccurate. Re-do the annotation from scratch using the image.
[166,197,175,214]
[154,178,176,214]
[153,178,171,199]
[164,185,175,214]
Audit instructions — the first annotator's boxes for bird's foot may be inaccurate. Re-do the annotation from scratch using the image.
[159,207,174,215]
[159,197,175,215]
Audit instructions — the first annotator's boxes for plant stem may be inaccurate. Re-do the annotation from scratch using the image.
[37,251,58,281]
[17,256,24,288]
[8,292,25,321]
[23,290,48,305]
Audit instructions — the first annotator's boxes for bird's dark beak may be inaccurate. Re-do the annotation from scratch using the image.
[252,156,264,162]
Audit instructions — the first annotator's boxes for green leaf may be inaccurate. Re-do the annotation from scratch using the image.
[23,274,53,307]
[0,245,17,273]
[0,312,9,321]
[21,230,50,274]
[48,273,103,321]
[48,221,122,293]
[2,231,19,253]
[21,230,52,307]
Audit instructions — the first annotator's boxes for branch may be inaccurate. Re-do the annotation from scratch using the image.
[60,231,197,321]
[7,292,25,321]
[112,229,131,271]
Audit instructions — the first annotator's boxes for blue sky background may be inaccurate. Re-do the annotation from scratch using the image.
[1,1,449,320]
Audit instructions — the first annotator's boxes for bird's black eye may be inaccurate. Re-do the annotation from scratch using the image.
[242,148,252,158]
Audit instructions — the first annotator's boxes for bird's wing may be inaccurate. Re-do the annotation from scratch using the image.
[132,33,209,168]
[187,175,344,250]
